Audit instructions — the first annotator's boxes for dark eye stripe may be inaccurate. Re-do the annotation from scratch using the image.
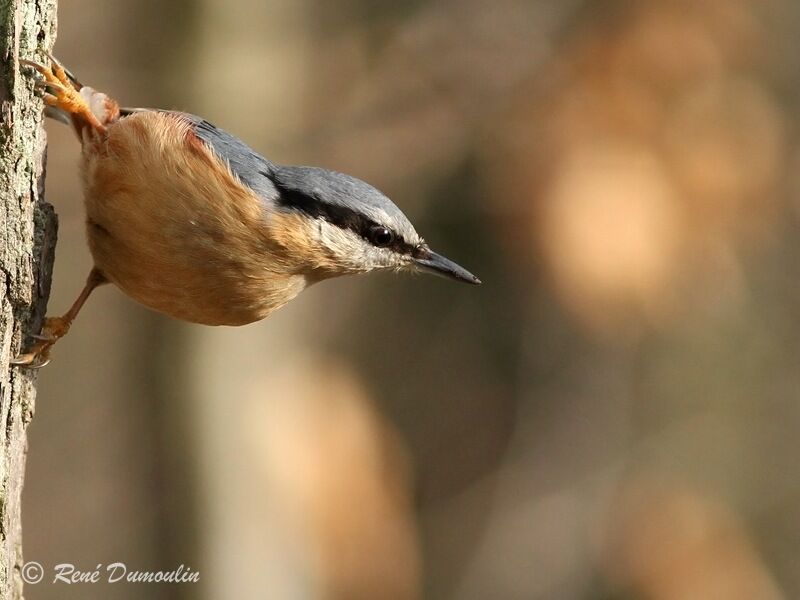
[275,186,416,254]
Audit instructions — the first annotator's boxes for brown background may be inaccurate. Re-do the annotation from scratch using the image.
[23,0,800,599]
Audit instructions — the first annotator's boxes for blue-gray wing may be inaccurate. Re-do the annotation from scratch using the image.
[122,108,280,202]
[183,113,280,201]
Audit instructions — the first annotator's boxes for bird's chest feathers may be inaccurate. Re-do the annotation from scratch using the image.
[80,112,308,324]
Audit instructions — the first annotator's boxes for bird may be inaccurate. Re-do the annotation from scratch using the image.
[13,54,480,367]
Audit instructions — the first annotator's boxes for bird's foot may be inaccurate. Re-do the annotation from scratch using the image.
[21,54,106,133]
[11,316,72,369]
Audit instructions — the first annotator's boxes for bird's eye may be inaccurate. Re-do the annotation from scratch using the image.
[369,225,394,247]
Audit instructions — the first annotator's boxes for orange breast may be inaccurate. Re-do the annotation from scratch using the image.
[79,111,307,325]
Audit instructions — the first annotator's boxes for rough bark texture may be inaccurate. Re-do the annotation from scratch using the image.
[0,1,57,598]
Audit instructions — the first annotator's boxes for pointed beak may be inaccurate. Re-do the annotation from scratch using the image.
[414,248,481,285]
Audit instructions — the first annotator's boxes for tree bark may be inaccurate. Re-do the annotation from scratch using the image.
[0,1,58,598]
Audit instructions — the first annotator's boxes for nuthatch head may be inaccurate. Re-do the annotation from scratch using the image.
[13,54,480,367]
[264,165,480,284]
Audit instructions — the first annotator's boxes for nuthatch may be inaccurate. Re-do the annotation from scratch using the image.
[13,55,480,366]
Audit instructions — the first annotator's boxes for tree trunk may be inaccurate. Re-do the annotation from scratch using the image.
[0,1,58,598]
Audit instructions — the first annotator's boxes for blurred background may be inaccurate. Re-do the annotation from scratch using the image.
[22,0,800,598]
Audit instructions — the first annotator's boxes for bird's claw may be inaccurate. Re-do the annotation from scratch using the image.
[41,51,82,88]
[11,316,70,369]
[20,55,91,118]
[30,331,57,342]
[20,54,72,88]
[32,79,66,102]
[10,351,52,370]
